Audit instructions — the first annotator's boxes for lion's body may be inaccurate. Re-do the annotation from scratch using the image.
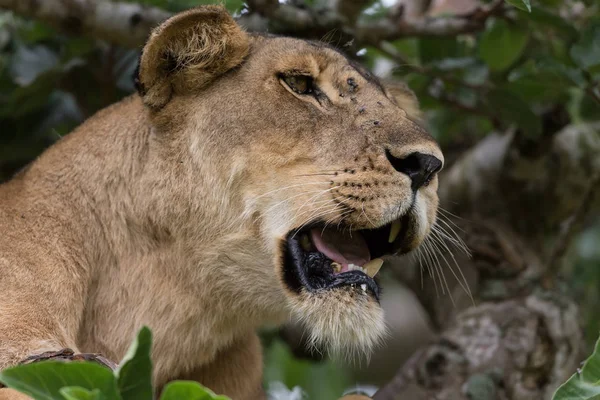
[0,6,443,400]
[0,96,275,396]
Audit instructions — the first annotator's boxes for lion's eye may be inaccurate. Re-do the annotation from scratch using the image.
[283,75,314,95]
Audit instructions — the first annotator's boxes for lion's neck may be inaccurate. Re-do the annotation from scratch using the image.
[25,96,227,255]
[19,96,288,355]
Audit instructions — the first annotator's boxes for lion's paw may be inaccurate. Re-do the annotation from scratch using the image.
[19,348,117,370]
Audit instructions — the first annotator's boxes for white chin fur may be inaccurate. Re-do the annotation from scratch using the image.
[290,288,387,362]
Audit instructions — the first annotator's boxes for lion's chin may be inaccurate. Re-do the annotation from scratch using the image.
[289,288,386,361]
[275,211,423,359]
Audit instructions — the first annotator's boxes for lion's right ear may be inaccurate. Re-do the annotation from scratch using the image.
[135,5,249,110]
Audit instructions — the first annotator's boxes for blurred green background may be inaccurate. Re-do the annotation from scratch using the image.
[0,0,599,398]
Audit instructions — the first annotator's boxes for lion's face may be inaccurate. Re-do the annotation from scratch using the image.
[137,6,443,357]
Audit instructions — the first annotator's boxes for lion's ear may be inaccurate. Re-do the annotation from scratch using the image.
[383,79,423,123]
[136,5,249,109]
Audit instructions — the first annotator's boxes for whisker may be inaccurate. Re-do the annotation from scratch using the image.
[419,241,440,297]
[322,209,353,235]
[429,232,467,305]
[410,251,425,290]
[291,200,344,233]
[293,202,339,224]
[428,239,455,305]
[431,228,474,303]
[292,187,341,223]
[437,208,465,225]
[360,202,377,228]
[293,173,338,177]
[264,188,340,214]
[435,221,471,256]
[321,201,353,235]
[438,206,468,222]
[252,182,328,200]
[291,205,344,239]
[424,240,445,295]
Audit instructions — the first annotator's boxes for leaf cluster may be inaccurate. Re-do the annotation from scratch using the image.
[0,327,231,400]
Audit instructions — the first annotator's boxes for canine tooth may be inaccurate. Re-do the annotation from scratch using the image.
[361,284,367,292]
[388,220,402,243]
[331,262,342,273]
[363,258,384,278]
[300,235,311,251]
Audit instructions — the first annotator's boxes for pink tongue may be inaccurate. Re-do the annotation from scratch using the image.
[310,228,371,271]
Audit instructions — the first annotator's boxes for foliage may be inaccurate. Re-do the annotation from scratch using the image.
[552,333,600,400]
[0,0,599,398]
[356,1,599,153]
[569,224,600,348]
[263,338,351,400]
[0,327,230,400]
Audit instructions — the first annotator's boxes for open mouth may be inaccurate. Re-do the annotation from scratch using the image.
[281,212,414,302]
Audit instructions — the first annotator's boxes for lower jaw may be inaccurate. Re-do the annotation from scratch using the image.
[284,281,388,359]
[280,222,414,301]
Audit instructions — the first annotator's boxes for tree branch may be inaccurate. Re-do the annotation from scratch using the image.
[324,0,374,25]
[373,292,583,400]
[354,0,504,44]
[0,0,170,48]
[1,0,504,49]
[547,171,600,276]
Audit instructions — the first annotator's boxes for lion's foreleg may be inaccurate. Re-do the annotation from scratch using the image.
[163,332,266,400]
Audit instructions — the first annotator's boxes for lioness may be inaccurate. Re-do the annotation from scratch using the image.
[0,5,443,400]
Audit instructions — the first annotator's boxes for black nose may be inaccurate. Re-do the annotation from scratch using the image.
[385,150,443,190]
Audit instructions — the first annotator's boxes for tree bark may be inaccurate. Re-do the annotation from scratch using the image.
[0,0,170,48]
[375,123,600,399]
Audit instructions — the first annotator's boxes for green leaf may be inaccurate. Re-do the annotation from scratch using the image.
[479,19,529,71]
[486,89,542,137]
[570,25,600,74]
[462,62,489,86]
[159,381,231,400]
[263,339,351,400]
[552,334,600,400]
[528,8,578,39]
[505,0,531,12]
[0,362,121,400]
[506,60,573,101]
[62,37,96,61]
[60,387,104,400]
[0,69,62,118]
[430,57,477,71]
[9,45,59,86]
[418,38,458,65]
[579,90,600,121]
[18,21,57,44]
[391,39,419,65]
[538,59,587,87]
[115,327,153,400]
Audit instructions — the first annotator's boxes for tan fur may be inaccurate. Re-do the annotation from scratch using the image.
[0,6,442,400]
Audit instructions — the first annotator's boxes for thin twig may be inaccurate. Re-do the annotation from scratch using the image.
[547,172,600,277]
[585,84,600,106]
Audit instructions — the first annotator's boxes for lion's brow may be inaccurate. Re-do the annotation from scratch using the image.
[305,39,387,94]
[346,59,386,94]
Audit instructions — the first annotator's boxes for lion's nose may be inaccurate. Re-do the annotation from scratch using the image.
[385,150,443,190]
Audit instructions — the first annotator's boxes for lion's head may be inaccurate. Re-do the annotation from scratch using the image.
[135,6,443,358]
